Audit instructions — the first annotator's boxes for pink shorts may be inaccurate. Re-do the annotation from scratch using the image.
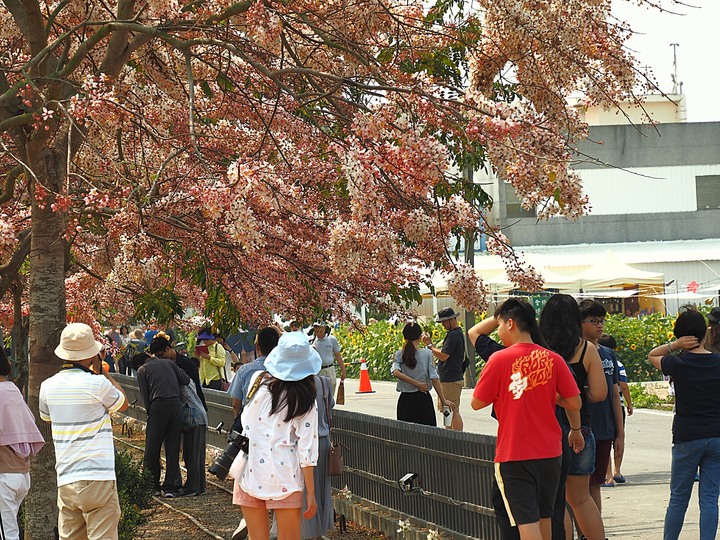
[233,481,303,509]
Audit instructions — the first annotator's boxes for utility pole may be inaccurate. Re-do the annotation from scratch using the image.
[462,165,477,388]
[670,43,680,94]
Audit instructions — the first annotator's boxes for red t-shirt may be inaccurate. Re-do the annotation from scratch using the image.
[473,342,579,463]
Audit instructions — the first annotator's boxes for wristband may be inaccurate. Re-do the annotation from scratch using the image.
[668,342,673,354]
[570,427,582,431]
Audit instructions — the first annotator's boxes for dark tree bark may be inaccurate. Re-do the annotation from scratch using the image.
[23,150,67,540]
[10,278,29,393]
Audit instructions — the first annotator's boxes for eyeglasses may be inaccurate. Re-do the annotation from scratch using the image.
[582,319,605,326]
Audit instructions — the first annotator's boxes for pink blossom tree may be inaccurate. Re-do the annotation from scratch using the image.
[1,0,659,533]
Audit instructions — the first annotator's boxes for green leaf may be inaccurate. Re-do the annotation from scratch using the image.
[216,73,235,92]
[200,81,213,98]
[376,47,395,64]
[133,287,184,325]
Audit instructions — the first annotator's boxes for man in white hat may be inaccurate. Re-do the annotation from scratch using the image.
[39,322,129,540]
[422,307,467,431]
[312,321,345,396]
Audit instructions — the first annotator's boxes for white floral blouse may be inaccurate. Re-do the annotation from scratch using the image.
[238,371,319,499]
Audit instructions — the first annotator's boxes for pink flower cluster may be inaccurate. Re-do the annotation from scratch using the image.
[446,264,488,313]
[68,74,121,127]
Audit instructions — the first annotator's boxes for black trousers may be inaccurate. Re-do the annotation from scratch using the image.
[182,425,207,494]
[145,399,183,491]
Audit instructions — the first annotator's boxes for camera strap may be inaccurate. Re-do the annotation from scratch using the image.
[59,362,93,373]
[246,371,267,402]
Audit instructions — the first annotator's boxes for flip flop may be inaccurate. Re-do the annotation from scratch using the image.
[613,474,626,484]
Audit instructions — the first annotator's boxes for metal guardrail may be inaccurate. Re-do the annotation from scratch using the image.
[330,411,501,539]
[117,375,501,539]
[116,374,234,449]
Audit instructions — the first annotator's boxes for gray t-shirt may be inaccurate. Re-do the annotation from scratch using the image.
[313,335,340,367]
[392,348,438,393]
[137,357,189,409]
[314,375,334,437]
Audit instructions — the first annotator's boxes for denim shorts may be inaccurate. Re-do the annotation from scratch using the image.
[565,426,596,476]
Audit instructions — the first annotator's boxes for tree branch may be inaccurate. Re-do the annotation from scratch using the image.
[0,164,23,204]
[0,229,31,300]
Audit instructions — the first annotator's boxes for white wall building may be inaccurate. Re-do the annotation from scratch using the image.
[477,95,720,314]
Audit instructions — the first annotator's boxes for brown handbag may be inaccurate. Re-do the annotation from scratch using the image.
[335,380,345,405]
[328,441,344,477]
[322,377,344,476]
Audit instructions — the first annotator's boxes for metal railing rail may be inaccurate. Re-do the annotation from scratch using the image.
[116,375,501,539]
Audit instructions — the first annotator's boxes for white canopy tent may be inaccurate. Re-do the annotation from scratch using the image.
[568,251,665,289]
[649,291,715,301]
[418,249,666,314]
[574,289,640,299]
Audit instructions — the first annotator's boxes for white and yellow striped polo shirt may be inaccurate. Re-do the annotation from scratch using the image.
[39,369,125,486]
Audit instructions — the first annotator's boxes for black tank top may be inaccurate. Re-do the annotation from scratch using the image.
[560,340,591,427]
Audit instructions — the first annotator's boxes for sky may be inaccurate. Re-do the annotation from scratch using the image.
[613,0,720,122]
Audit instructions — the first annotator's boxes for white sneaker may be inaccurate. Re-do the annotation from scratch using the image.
[232,518,248,540]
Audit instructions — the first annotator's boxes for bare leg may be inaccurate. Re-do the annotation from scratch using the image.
[242,507,270,540]
[613,437,625,478]
[450,409,464,431]
[565,475,605,540]
[539,517,552,540]
[517,521,543,540]
[564,508,574,540]
[274,508,303,540]
[589,481,602,513]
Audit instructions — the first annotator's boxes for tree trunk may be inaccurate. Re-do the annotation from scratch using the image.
[11,280,29,395]
[24,152,67,540]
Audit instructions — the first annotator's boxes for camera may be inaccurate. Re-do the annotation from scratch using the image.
[398,472,419,492]
[208,430,249,480]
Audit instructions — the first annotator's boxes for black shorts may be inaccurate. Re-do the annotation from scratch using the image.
[495,457,562,526]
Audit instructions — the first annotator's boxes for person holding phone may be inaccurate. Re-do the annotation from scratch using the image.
[39,323,128,540]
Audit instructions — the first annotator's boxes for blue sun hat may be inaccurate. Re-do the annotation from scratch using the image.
[264,331,322,381]
[197,329,215,341]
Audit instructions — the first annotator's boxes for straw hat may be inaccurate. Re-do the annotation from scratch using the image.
[54,323,103,362]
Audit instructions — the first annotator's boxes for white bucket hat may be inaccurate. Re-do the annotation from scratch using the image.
[264,331,322,381]
[55,323,103,361]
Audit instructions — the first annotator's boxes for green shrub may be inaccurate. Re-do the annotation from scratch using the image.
[628,383,664,409]
[333,320,448,381]
[333,306,712,384]
[604,312,675,382]
[115,449,155,540]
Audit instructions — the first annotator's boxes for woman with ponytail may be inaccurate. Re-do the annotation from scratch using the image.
[391,322,454,426]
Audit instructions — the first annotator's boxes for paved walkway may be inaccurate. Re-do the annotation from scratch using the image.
[338,379,700,539]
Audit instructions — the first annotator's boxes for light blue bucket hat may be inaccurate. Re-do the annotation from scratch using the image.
[264,331,322,381]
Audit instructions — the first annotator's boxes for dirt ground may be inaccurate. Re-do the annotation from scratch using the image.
[112,417,389,539]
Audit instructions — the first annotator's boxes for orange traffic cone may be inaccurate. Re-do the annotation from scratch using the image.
[356,358,375,394]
